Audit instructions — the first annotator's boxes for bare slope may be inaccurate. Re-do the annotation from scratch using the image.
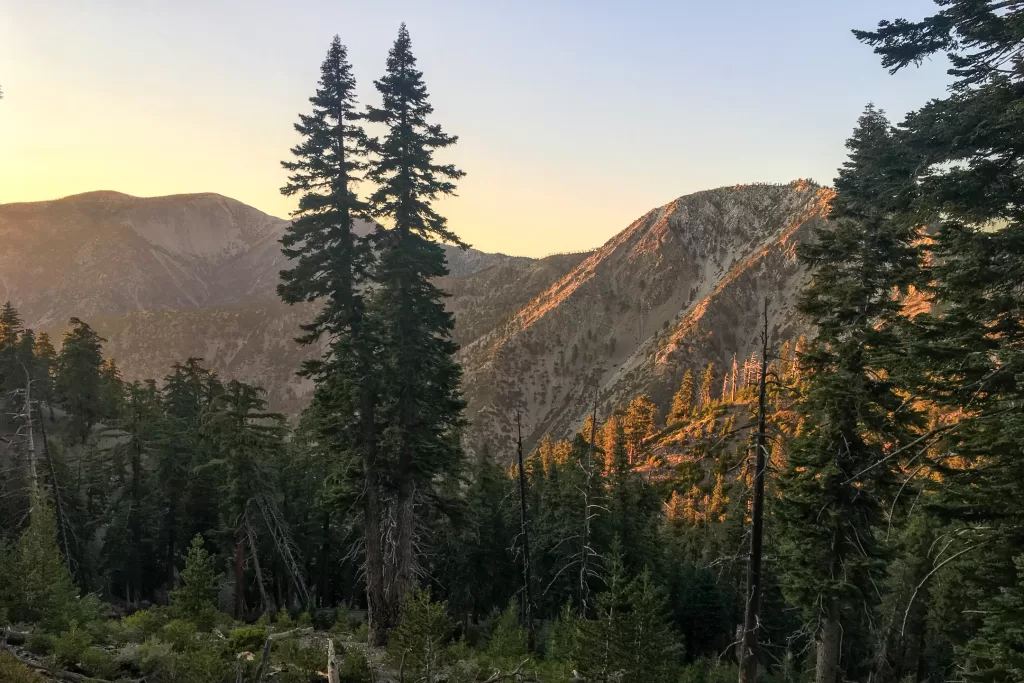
[458,181,833,457]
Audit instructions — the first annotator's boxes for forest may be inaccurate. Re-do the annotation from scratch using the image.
[3,1,1024,682]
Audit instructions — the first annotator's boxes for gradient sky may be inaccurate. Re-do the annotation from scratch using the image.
[1,1,952,257]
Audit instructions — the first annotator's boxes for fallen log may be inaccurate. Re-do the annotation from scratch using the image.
[2,627,29,645]
[252,627,315,683]
[1,644,142,683]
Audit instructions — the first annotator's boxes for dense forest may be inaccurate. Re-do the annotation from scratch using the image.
[4,1,1024,682]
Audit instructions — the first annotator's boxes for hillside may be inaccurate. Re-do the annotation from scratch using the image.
[458,181,832,456]
[2,183,828,451]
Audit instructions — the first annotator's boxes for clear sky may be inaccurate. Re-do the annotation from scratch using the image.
[1,0,951,257]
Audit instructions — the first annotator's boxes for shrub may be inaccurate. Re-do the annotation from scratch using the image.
[339,650,372,683]
[228,625,268,653]
[486,602,528,661]
[0,650,45,683]
[311,607,337,631]
[679,659,741,683]
[52,621,93,667]
[388,589,450,683]
[275,607,295,628]
[25,631,54,656]
[122,606,173,643]
[275,639,326,683]
[79,647,120,679]
[297,610,313,628]
[138,637,231,683]
[159,619,198,652]
[353,622,369,643]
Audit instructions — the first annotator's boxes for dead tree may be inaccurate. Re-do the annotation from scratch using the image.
[515,411,535,649]
[739,298,771,683]
[577,390,604,616]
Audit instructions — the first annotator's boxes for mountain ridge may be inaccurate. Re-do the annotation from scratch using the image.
[3,182,827,452]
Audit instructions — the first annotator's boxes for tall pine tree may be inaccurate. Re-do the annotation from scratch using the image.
[776,107,924,683]
[363,23,467,642]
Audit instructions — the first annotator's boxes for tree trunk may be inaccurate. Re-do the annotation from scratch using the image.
[234,532,246,619]
[816,606,842,683]
[318,510,331,607]
[739,298,770,683]
[516,412,535,649]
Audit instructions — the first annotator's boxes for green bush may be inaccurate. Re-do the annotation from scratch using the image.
[311,607,337,631]
[275,607,295,628]
[159,619,198,652]
[79,647,120,679]
[352,622,369,643]
[52,621,93,667]
[679,659,741,683]
[138,637,232,683]
[388,589,451,682]
[275,639,326,683]
[339,650,372,683]
[0,650,45,683]
[486,602,528,661]
[228,625,268,653]
[24,631,54,656]
[122,606,173,642]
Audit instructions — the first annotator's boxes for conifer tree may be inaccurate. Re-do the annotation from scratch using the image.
[0,301,23,394]
[668,368,695,424]
[32,332,57,419]
[363,23,467,640]
[776,107,924,683]
[698,362,715,407]
[12,491,79,632]
[56,318,106,443]
[278,34,389,639]
[170,534,221,628]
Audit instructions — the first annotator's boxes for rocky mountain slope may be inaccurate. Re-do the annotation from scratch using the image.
[458,181,833,456]
[1,183,830,452]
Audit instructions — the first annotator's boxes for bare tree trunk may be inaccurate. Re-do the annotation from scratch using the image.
[234,531,246,619]
[22,365,38,494]
[739,298,770,683]
[579,393,598,616]
[245,518,272,614]
[327,638,341,683]
[516,411,535,650]
[816,602,842,683]
[318,510,331,607]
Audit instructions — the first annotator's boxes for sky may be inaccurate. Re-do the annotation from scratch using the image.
[1,0,953,257]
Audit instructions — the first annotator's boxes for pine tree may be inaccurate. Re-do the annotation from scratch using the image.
[12,491,79,631]
[668,369,695,424]
[363,23,467,641]
[157,358,220,589]
[775,107,924,683]
[963,554,1024,682]
[279,34,371,347]
[387,589,450,683]
[278,34,388,640]
[0,301,23,394]
[56,318,106,443]
[202,379,289,616]
[698,362,715,407]
[32,332,58,418]
[170,534,221,628]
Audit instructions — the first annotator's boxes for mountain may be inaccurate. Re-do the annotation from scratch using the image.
[0,182,830,452]
[457,181,833,456]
